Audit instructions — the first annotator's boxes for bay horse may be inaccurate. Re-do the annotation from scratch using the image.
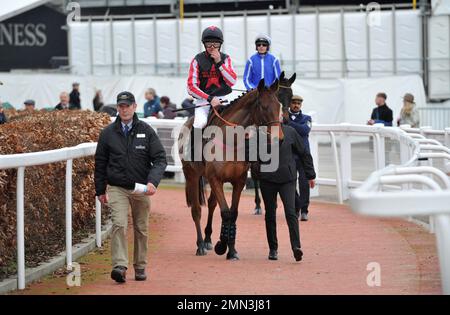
[251,71,297,215]
[178,79,283,260]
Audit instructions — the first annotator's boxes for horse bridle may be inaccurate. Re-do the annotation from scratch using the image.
[210,94,284,133]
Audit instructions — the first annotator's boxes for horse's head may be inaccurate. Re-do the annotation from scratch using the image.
[277,71,296,110]
[254,78,284,142]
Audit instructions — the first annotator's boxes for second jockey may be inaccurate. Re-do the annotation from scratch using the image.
[243,34,281,91]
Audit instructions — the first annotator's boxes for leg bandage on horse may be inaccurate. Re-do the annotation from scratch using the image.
[228,222,237,243]
[220,221,230,243]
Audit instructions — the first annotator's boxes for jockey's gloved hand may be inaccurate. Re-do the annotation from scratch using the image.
[209,96,222,108]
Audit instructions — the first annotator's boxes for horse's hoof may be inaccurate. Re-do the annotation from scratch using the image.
[196,246,207,256]
[254,207,262,215]
[226,252,240,261]
[204,242,213,251]
[214,241,227,255]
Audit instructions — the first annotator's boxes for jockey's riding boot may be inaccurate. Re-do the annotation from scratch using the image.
[190,127,203,162]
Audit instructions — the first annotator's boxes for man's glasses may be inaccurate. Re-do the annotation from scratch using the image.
[205,42,221,48]
[256,43,268,47]
[291,101,303,105]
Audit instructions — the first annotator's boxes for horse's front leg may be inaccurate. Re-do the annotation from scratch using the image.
[207,176,231,256]
[204,192,217,251]
[226,178,246,261]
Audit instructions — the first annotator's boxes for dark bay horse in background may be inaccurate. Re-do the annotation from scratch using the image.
[178,79,283,260]
[251,71,297,215]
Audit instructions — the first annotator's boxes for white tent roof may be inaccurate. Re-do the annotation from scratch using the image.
[0,0,50,22]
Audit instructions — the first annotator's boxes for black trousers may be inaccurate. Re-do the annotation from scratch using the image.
[294,159,310,215]
[260,180,300,251]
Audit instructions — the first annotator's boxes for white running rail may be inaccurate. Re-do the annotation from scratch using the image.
[2,117,449,291]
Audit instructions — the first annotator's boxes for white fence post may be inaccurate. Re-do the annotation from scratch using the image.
[95,197,102,247]
[339,132,352,200]
[445,128,450,149]
[16,166,26,290]
[435,214,450,294]
[330,131,343,204]
[309,133,319,197]
[65,159,73,269]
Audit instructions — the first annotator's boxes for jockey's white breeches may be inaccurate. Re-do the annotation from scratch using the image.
[192,96,230,129]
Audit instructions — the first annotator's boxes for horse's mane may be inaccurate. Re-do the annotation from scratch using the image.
[221,89,256,116]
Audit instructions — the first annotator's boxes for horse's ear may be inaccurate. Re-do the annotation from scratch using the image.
[279,71,285,81]
[288,73,296,85]
[270,79,279,93]
[257,78,265,92]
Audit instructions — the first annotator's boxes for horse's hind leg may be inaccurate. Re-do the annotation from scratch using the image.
[251,166,262,215]
[226,178,246,261]
[204,193,217,251]
[189,176,207,256]
[253,178,262,215]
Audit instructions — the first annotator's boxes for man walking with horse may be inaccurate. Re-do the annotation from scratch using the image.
[259,119,316,261]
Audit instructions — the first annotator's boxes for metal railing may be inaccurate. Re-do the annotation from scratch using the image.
[418,107,450,130]
[3,116,450,291]
[348,124,450,294]
[0,143,103,290]
[350,165,450,294]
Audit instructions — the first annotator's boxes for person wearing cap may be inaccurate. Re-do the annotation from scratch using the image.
[94,91,167,284]
[24,99,36,113]
[55,92,70,110]
[284,95,313,221]
[69,82,81,110]
[397,93,420,128]
[0,102,7,124]
[243,34,281,91]
[186,25,237,160]
[367,92,393,127]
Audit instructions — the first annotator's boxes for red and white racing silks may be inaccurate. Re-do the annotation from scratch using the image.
[187,55,237,101]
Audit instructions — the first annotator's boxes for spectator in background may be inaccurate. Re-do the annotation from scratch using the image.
[367,92,393,126]
[284,95,313,222]
[69,82,81,110]
[160,96,177,119]
[0,102,7,124]
[143,88,161,118]
[24,99,36,113]
[397,93,420,128]
[55,92,70,110]
[93,90,104,112]
[181,96,195,117]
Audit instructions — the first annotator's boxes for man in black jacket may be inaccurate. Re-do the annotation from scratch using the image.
[259,124,316,262]
[95,91,167,283]
[367,92,393,126]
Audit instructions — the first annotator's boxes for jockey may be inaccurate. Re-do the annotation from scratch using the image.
[187,25,237,129]
[243,34,281,91]
[186,25,237,160]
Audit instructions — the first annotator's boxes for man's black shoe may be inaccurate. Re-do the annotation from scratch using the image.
[135,269,147,281]
[111,266,127,283]
[293,248,303,261]
[268,249,278,260]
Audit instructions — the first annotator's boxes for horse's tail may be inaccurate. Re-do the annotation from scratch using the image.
[185,176,206,207]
